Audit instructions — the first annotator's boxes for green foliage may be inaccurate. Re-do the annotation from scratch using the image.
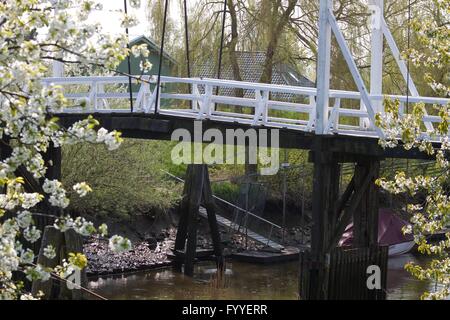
[211,182,240,203]
[62,139,182,220]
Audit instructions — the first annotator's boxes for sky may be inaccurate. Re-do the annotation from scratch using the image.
[91,0,183,39]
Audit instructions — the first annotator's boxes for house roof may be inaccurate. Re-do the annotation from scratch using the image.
[193,51,314,100]
[130,35,177,65]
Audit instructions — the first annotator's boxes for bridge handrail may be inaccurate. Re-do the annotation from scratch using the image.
[42,75,450,139]
[42,76,450,105]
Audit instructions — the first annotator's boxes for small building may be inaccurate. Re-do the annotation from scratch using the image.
[117,35,177,78]
[194,51,314,101]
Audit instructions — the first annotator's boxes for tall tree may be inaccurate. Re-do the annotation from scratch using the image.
[258,0,297,84]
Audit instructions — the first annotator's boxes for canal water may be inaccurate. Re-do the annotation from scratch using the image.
[88,254,439,300]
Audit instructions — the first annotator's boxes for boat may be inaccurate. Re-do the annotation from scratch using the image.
[339,208,415,256]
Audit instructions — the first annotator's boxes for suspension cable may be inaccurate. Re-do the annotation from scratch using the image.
[183,0,191,78]
[183,0,193,109]
[123,0,134,112]
[155,0,169,114]
[406,0,412,107]
[405,0,412,213]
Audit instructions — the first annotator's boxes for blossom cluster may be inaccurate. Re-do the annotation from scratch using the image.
[0,0,139,300]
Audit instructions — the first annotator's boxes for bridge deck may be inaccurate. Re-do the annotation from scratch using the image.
[57,111,438,160]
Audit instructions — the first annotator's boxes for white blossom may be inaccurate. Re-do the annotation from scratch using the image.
[23,226,42,244]
[43,245,57,260]
[25,265,51,282]
[16,211,33,229]
[20,249,35,265]
[98,223,108,237]
[73,217,96,236]
[0,0,129,299]
[53,216,74,232]
[73,182,92,197]
[108,235,132,253]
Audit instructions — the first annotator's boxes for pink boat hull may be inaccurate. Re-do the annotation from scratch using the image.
[339,208,415,256]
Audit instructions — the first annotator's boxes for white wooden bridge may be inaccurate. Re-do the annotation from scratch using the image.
[45,0,449,141]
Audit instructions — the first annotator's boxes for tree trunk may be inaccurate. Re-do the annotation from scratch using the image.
[227,0,244,105]
[259,0,297,84]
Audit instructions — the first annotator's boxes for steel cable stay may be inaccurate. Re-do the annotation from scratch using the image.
[154,0,170,114]
[123,0,134,112]
[405,0,412,215]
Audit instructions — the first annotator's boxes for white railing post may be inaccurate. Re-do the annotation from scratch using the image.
[146,85,158,113]
[253,90,269,125]
[262,90,269,125]
[135,81,149,112]
[326,98,341,134]
[88,81,97,110]
[192,84,200,111]
[198,84,212,119]
[51,1,64,79]
[399,101,405,116]
[254,90,261,125]
[316,0,333,135]
[359,101,371,129]
[306,95,316,131]
[97,83,108,109]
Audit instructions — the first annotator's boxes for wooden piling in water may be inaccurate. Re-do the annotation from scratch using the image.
[174,164,224,276]
[302,137,386,300]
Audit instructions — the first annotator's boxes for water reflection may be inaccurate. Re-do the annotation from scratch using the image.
[88,254,440,300]
[386,254,443,300]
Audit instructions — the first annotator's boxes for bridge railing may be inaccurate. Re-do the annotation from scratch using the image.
[43,76,450,139]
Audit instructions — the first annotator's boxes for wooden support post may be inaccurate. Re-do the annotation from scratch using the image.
[184,165,204,276]
[310,139,341,257]
[174,166,193,253]
[307,137,341,300]
[174,164,224,276]
[58,229,88,300]
[202,167,225,270]
[43,144,62,181]
[32,227,87,300]
[31,226,63,298]
[353,159,380,247]
[328,162,378,251]
[304,138,382,300]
